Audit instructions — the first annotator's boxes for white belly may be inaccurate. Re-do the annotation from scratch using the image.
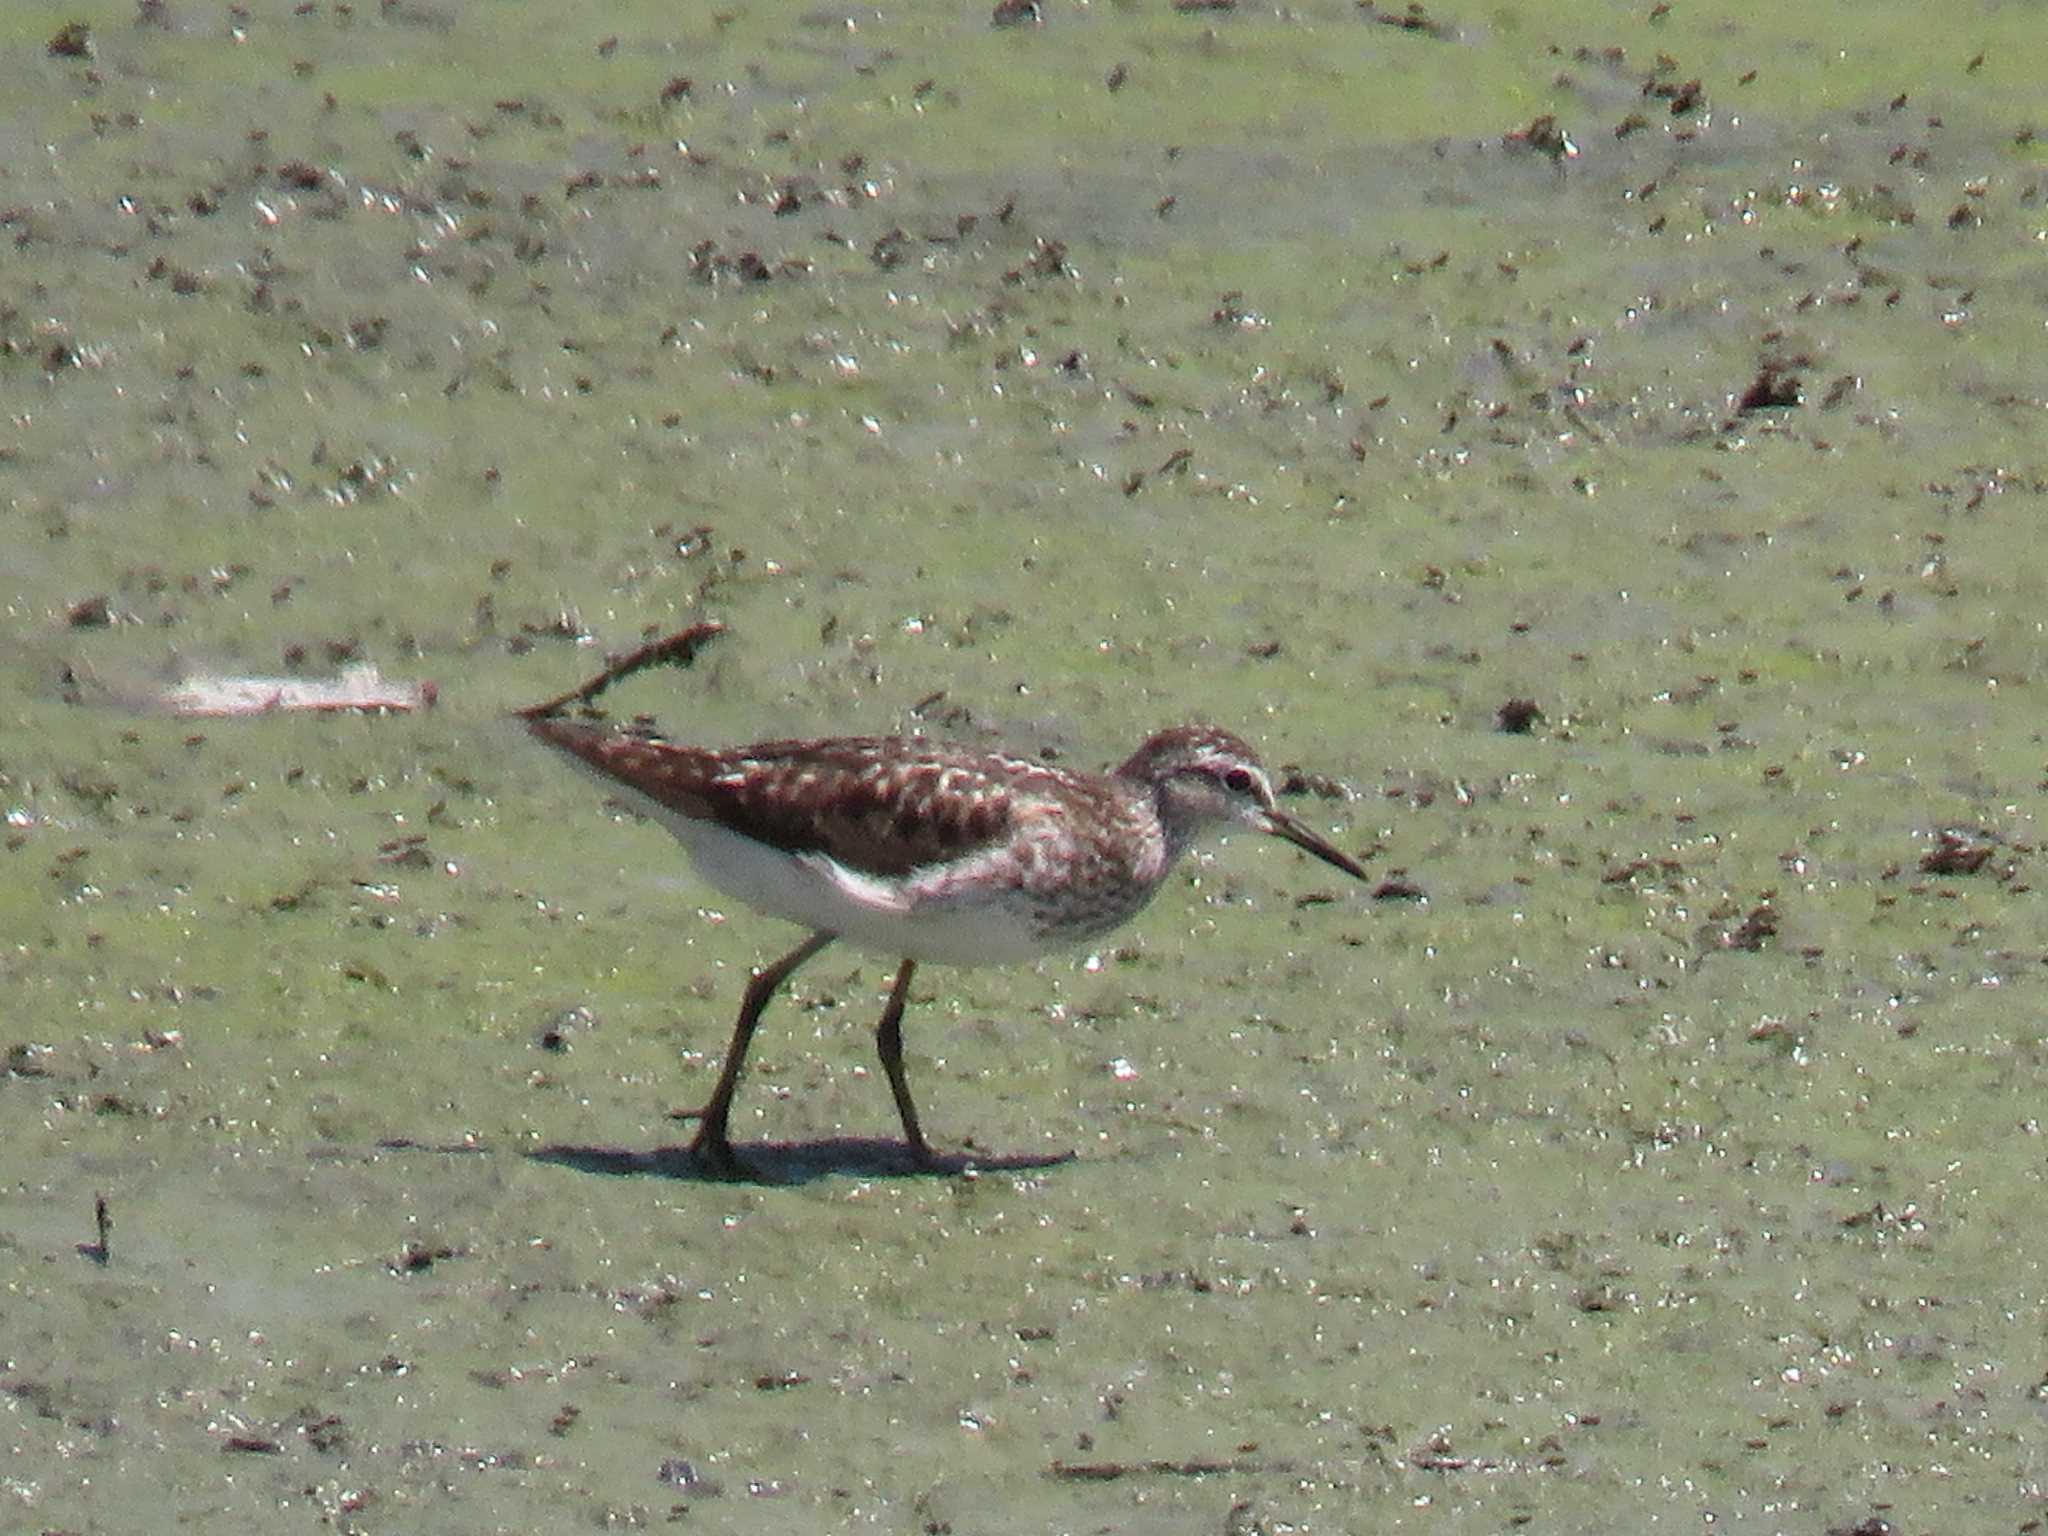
[648,805,1061,967]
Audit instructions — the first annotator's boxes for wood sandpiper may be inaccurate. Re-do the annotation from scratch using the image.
[525,635,1370,1177]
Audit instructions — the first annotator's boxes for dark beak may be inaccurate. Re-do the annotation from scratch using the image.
[1260,809,1372,882]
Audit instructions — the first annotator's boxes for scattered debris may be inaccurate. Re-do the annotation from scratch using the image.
[1736,363,1802,412]
[658,1457,722,1494]
[47,21,93,58]
[1505,114,1579,161]
[390,1240,461,1276]
[1276,766,1352,800]
[1717,901,1779,952]
[537,1005,596,1053]
[1496,697,1543,733]
[1360,2,1456,41]
[1919,827,1999,876]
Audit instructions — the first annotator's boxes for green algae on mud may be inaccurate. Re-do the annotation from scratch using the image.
[5,0,2048,1530]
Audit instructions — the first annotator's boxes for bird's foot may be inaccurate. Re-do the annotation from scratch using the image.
[686,1127,752,1181]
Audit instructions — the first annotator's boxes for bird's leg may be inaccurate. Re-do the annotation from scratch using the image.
[689,930,835,1176]
[874,958,938,1166]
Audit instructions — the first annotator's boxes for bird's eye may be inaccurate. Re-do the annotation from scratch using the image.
[1223,767,1255,794]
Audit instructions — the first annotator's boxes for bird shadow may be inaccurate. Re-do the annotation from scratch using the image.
[525,1137,1076,1187]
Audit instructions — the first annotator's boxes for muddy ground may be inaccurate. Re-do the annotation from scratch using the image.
[4,1,2045,1531]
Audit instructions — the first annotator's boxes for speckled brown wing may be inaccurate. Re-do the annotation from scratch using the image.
[528,721,1024,878]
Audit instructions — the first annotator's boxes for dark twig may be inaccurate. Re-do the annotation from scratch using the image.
[78,1192,111,1266]
[1048,1456,1267,1481]
[514,621,725,722]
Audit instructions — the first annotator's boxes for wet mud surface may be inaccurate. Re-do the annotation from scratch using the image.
[5,1,2046,1530]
